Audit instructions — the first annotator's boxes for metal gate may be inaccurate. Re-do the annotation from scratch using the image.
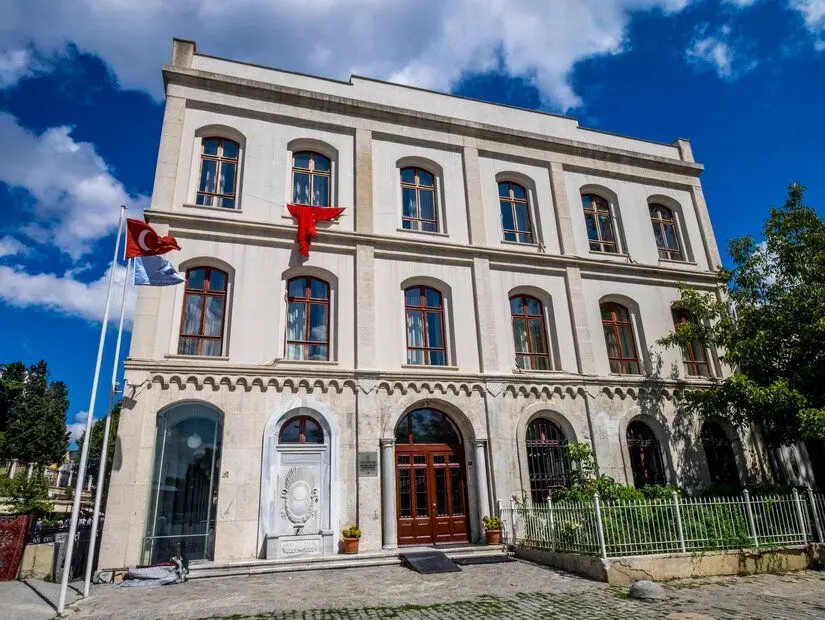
[0,515,30,581]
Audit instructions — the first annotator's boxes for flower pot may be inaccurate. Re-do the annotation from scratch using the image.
[485,529,501,545]
[343,537,360,554]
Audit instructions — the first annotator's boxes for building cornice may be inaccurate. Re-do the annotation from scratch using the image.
[163,65,703,179]
[147,208,722,286]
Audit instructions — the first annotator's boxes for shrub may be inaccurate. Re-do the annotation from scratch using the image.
[7,473,53,515]
[482,515,501,531]
[342,525,362,538]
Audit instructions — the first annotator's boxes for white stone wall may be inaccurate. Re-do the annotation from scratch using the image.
[98,38,778,570]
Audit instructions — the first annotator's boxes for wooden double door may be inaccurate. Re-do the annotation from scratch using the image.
[396,445,469,546]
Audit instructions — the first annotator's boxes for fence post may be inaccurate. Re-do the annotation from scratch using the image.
[672,490,686,553]
[792,488,809,546]
[806,486,823,543]
[593,492,608,563]
[742,489,759,549]
[510,497,518,544]
[548,493,556,552]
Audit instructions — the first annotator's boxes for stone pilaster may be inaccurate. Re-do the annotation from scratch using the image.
[547,161,577,255]
[473,439,491,529]
[688,185,722,270]
[462,146,488,246]
[355,128,374,234]
[564,266,596,375]
[355,244,376,370]
[471,257,499,373]
[380,438,397,549]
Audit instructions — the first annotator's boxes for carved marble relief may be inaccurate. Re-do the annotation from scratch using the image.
[280,466,319,534]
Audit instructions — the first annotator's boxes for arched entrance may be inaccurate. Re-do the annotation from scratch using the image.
[526,418,570,503]
[394,408,469,545]
[700,420,740,489]
[626,420,666,488]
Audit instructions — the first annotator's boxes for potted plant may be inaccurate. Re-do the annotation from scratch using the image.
[482,515,502,545]
[342,525,362,554]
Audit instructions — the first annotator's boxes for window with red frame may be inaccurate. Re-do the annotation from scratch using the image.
[401,167,438,232]
[499,181,534,244]
[286,276,330,361]
[650,204,683,261]
[405,286,446,366]
[196,137,239,209]
[582,193,618,253]
[292,151,331,207]
[672,309,711,377]
[600,302,640,374]
[510,295,551,371]
[279,415,324,444]
[179,267,228,356]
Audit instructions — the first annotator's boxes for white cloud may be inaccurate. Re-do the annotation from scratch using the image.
[0,112,147,259]
[791,0,825,46]
[67,410,90,443]
[0,49,34,88]
[726,0,758,6]
[0,0,695,111]
[0,235,28,258]
[687,24,757,79]
[0,259,138,324]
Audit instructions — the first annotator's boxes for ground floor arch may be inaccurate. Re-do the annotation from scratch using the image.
[700,420,741,490]
[626,419,667,488]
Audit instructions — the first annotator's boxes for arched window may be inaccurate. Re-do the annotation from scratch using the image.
[526,418,569,503]
[394,408,462,445]
[144,403,223,564]
[700,421,740,489]
[582,194,618,253]
[626,421,666,488]
[279,415,324,444]
[401,167,438,232]
[404,286,446,366]
[179,267,228,356]
[286,276,330,361]
[650,204,682,261]
[292,151,331,207]
[196,137,239,209]
[600,302,640,374]
[672,309,710,377]
[499,181,533,244]
[510,295,551,370]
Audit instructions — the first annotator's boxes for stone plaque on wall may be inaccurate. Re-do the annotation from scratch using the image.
[358,451,378,477]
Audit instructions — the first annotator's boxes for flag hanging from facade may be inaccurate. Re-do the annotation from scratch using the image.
[125,218,181,258]
[133,255,185,286]
[287,204,344,257]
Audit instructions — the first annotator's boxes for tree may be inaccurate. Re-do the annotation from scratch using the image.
[6,472,53,515]
[0,361,26,457]
[2,360,70,465]
[659,184,825,446]
[79,403,120,506]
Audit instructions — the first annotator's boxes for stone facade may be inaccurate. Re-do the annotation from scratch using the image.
[98,38,796,569]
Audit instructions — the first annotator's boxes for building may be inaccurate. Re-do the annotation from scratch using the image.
[98,38,796,569]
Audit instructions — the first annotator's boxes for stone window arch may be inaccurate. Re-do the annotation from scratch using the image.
[626,420,666,488]
[525,418,570,503]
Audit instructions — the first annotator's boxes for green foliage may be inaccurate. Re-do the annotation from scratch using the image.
[342,525,362,538]
[1,360,70,465]
[658,184,825,445]
[0,474,12,497]
[482,515,501,531]
[6,473,53,515]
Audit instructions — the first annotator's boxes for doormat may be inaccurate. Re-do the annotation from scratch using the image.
[452,555,516,566]
[399,550,462,574]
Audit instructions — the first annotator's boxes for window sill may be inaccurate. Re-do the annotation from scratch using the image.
[281,211,342,222]
[514,369,564,375]
[588,250,629,258]
[271,359,339,366]
[395,227,449,237]
[182,202,243,214]
[658,258,697,267]
[501,240,540,249]
[401,364,460,371]
[165,354,231,361]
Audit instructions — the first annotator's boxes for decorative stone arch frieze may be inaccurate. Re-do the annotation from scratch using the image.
[144,373,357,395]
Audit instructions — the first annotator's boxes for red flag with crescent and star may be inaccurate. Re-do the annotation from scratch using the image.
[125,219,181,258]
[287,204,344,257]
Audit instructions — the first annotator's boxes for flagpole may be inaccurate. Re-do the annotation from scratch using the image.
[58,205,126,615]
[82,256,132,596]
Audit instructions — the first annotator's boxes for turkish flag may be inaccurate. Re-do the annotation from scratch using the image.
[287,204,344,257]
[125,219,182,258]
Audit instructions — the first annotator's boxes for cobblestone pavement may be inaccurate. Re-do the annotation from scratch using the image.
[68,562,825,620]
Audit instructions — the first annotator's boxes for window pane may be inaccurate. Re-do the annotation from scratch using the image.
[585,214,599,241]
[304,418,323,443]
[203,297,224,337]
[504,231,517,242]
[202,139,219,156]
[519,232,533,244]
[529,319,547,353]
[512,318,528,353]
[598,214,614,242]
[312,174,329,207]
[286,344,303,360]
[288,278,306,298]
[308,303,328,342]
[313,154,330,172]
[293,152,310,169]
[293,172,310,204]
[308,345,329,361]
[498,182,509,198]
[288,302,306,341]
[534,355,551,371]
[202,340,222,357]
[515,204,530,233]
[626,360,641,375]
[309,278,328,299]
[500,201,514,231]
[221,140,238,159]
[619,325,636,360]
[182,295,204,335]
[600,304,613,321]
[426,312,443,348]
[199,159,217,193]
[402,187,417,218]
[603,326,619,358]
[511,184,526,200]
[208,270,226,292]
[415,469,428,516]
[450,468,464,514]
[418,169,434,186]
[195,194,212,207]
[653,225,665,249]
[402,219,414,230]
[419,189,435,221]
[424,288,441,308]
[510,296,523,314]
[178,337,199,356]
[399,469,411,518]
[405,287,420,307]
[218,162,235,195]
[609,359,622,374]
[406,310,423,347]
[664,223,679,250]
[614,305,630,322]
[400,167,415,184]
[220,197,234,209]
[187,269,206,290]
[280,419,301,443]
[422,221,437,232]
[525,297,542,316]
[407,349,425,365]
[429,350,447,366]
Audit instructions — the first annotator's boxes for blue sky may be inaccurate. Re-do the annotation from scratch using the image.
[0,0,823,443]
